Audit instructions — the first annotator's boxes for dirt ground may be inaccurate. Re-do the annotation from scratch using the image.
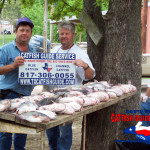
[11,86,82,150]
[24,116,82,150]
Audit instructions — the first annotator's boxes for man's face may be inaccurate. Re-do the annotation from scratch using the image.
[15,25,32,45]
[59,28,75,49]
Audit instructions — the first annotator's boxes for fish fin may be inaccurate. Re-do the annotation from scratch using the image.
[128,80,131,84]
[55,98,60,103]
[10,108,17,113]
[67,86,72,91]
[16,110,19,115]
[90,87,95,92]
[51,100,56,104]
[94,79,98,83]
[81,85,86,90]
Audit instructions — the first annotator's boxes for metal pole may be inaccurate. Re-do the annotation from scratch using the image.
[3,31,5,45]
[50,5,53,43]
[79,32,81,44]
[50,23,53,44]
[43,0,48,91]
[43,0,48,53]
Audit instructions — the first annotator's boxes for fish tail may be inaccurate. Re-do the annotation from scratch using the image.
[128,80,131,84]
[107,80,110,84]
[81,85,86,90]
[67,86,72,92]
[16,110,19,115]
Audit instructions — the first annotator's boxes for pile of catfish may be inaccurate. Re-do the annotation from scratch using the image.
[0,80,136,123]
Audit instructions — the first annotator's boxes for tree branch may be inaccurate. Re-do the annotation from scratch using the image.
[62,1,81,12]
[0,0,5,15]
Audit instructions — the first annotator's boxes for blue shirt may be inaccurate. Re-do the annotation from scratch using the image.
[0,40,36,96]
[140,98,150,126]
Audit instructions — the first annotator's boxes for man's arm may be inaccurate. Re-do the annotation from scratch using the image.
[0,64,16,75]
[146,87,150,97]
[83,63,94,79]
[74,59,94,80]
[0,56,24,75]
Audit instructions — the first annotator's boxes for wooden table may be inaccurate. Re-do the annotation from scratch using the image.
[0,91,137,149]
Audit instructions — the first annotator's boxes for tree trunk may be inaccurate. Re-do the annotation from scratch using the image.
[0,0,5,15]
[82,0,142,149]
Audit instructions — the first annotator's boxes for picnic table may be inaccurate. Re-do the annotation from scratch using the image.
[0,91,137,150]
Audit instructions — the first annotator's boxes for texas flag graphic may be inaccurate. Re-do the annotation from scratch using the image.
[42,63,52,72]
[124,122,150,141]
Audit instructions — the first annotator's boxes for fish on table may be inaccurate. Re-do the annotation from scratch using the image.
[51,86,72,93]
[38,91,55,97]
[39,103,66,113]
[0,99,11,112]
[79,95,99,106]
[105,87,124,97]
[65,102,82,112]
[66,85,92,95]
[69,91,84,96]
[0,80,137,123]
[57,96,85,105]
[16,111,51,123]
[60,104,75,115]
[38,94,63,106]
[105,91,117,99]
[35,110,57,120]
[87,91,110,102]
[16,101,39,115]
[9,101,22,112]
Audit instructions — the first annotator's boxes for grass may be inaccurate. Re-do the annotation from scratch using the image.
[0,33,16,48]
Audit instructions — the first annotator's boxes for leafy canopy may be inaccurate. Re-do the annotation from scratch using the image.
[48,0,108,33]
[2,0,22,24]
[0,0,109,43]
[21,0,50,37]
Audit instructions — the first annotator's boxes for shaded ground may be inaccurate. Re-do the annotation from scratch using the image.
[24,116,82,150]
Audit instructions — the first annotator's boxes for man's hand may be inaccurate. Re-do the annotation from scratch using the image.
[0,56,25,75]
[74,59,88,69]
[74,59,94,80]
[12,56,24,68]
[141,95,148,102]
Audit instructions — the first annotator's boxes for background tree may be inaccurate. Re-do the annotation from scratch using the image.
[82,0,142,149]
[20,0,50,37]
[47,0,142,149]
[2,0,21,28]
[0,0,35,15]
[49,0,86,43]
[0,0,7,14]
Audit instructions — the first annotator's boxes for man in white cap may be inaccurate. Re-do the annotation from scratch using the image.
[46,21,95,150]
[0,17,36,150]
